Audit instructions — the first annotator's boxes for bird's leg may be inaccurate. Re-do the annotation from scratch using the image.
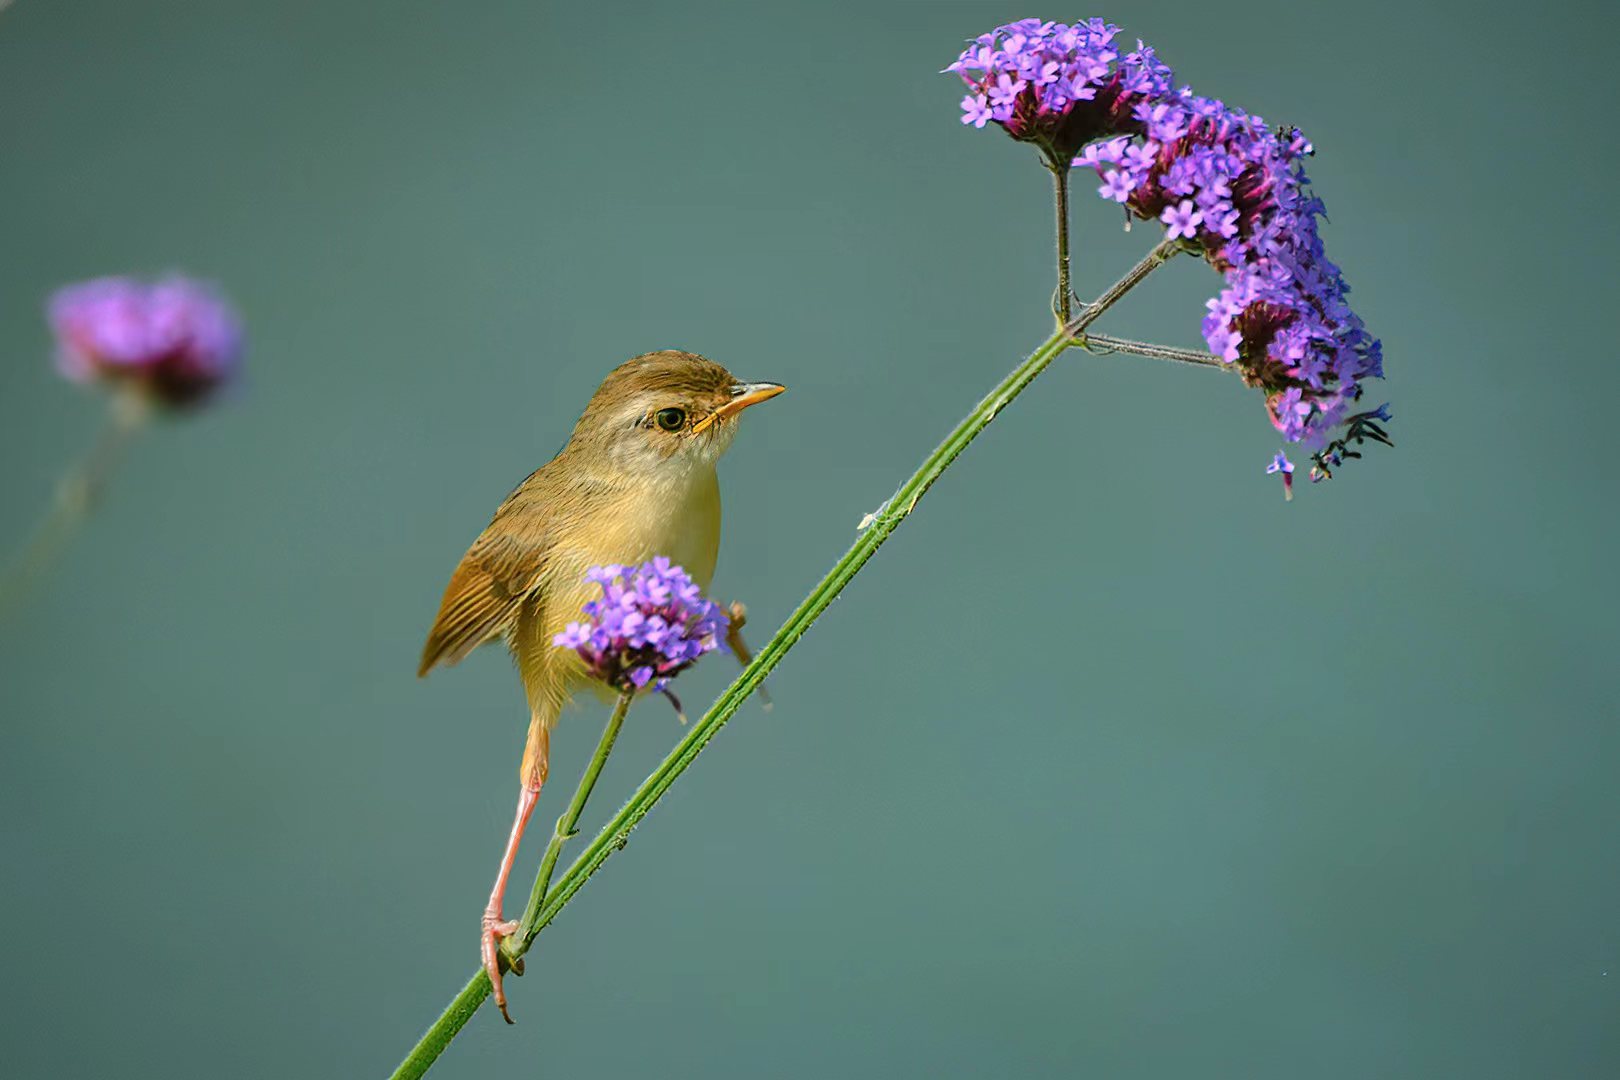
[724,600,771,709]
[482,722,549,1023]
[481,785,536,1023]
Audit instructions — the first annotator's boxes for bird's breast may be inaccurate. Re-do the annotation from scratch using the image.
[565,465,722,589]
[522,464,723,712]
[657,467,722,587]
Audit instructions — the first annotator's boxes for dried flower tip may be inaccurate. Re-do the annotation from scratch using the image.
[1265,451,1295,501]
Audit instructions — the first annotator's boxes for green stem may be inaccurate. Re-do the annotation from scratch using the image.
[508,691,633,958]
[1076,333,1232,371]
[390,694,632,1078]
[1050,162,1072,328]
[387,239,1180,1080]
[0,389,148,619]
[1060,237,1180,338]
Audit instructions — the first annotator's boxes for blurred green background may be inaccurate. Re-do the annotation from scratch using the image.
[2,1,1615,1077]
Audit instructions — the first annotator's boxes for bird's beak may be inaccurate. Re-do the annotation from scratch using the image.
[693,381,786,433]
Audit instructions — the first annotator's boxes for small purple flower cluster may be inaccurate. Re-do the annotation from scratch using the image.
[949,19,1388,481]
[947,18,1172,163]
[48,276,243,408]
[554,558,728,693]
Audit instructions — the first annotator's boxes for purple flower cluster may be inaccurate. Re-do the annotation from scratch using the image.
[1079,96,1383,457]
[947,18,1172,163]
[949,19,1389,480]
[48,276,243,408]
[553,558,729,693]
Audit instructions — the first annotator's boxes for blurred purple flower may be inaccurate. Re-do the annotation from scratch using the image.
[48,276,243,408]
[553,557,729,694]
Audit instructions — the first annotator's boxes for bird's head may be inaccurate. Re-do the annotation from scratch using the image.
[570,350,785,477]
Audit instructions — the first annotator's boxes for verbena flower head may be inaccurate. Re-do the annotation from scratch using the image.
[48,276,243,408]
[946,18,1173,164]
[1079,90,1386,479]
[553,558,729,694]
[1080,99,1384,464]
[950,18,1391,487]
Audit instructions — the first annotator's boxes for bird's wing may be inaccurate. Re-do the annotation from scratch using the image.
[418,517,550,677]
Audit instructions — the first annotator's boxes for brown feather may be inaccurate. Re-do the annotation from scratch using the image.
[417,474,553,677]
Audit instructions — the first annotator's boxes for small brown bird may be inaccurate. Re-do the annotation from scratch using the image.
[418,349,784,1021]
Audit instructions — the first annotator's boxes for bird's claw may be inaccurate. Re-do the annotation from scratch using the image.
[481,910,522,1023]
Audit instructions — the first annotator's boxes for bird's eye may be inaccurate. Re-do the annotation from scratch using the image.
[654,407,686,432]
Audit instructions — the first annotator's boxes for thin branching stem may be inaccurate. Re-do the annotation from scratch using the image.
[1076,333,1232,371]
[1060,237,1179,338]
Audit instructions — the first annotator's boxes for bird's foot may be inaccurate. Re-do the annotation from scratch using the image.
[481,909,523,1023]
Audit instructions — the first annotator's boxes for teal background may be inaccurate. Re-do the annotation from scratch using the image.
[2,1,1615,1077]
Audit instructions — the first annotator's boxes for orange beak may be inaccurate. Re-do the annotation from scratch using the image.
[692,381,786,433]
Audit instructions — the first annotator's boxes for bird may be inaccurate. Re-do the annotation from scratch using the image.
[418,349,784,1022]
